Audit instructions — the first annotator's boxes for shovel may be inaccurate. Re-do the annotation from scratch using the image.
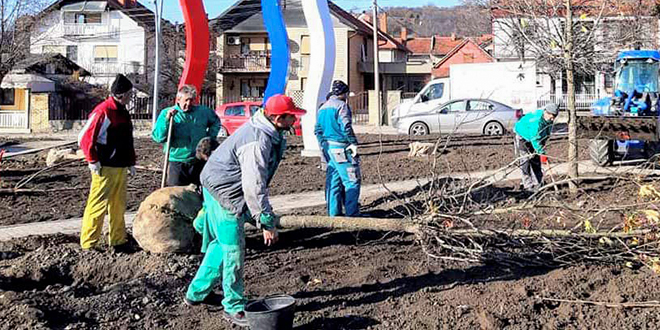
[160,115,175,188]
[544,157,560,193]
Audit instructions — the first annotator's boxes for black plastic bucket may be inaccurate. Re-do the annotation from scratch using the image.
[244,294,296,330]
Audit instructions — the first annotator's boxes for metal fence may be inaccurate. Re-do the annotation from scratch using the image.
[349,91,369,125]
[537,94,600,110]
[48,92,218,121]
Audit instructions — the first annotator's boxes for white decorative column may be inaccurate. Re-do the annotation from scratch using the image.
[300,0,336,157]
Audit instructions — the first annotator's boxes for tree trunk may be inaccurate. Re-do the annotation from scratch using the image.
[564,0,579,194]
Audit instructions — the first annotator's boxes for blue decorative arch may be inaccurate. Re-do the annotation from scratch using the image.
[262,0,290,103]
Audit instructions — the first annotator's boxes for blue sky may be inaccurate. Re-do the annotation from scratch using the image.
[138,0,457,24]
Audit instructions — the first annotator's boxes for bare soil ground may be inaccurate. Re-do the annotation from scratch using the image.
[1,230,659,330]
[1,133,659,329]
[0,134,588,225]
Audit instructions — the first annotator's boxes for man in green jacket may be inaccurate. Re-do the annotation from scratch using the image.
[513,103,558,192]
[152,85,221,186]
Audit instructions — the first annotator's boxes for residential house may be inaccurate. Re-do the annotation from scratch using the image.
[0,53,96,133]
[29,0,155,87]
[211,0,410,109]
[431,38,495,78]
[397,33,494,93]
[491,0,660,108]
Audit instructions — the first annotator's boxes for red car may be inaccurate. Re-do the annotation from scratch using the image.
[216,101,303,136]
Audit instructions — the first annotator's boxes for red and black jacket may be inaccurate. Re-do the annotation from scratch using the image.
[78,97,136,168]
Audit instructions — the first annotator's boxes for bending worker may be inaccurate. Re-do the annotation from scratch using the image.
[315,80,361,217]
[513,103,558,192]
[184,94,305,328]
[152,85,221,186]
[78,74,136,252]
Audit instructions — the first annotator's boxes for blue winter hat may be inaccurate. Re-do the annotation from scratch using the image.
[331,80,349,96]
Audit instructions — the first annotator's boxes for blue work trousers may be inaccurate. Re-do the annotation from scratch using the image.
[322,142,361,216]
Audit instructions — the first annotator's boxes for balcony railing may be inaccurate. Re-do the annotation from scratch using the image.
[61,23,120,38]
[218,55,271,72]
[0,111,28,129]
[85,62,142,76]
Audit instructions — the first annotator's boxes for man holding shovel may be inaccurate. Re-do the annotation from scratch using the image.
[184,94,305,327]
[152,85,220,187]
[513,103,559,192]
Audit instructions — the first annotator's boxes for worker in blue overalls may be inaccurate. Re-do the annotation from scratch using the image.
[315,80,361,216]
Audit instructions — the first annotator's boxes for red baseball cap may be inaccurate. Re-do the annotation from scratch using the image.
[264,94,307,116]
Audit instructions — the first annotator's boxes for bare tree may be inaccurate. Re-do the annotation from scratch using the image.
[489,0,658,194]
[0,0,49,86]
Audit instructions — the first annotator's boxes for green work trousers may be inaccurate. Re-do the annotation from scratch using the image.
[186,188,247,314]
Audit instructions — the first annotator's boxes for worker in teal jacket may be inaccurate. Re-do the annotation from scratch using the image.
[315,80,361,217]
[152,85,221,186]
[513,103,558,192]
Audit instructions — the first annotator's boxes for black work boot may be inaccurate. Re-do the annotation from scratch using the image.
[223,311,248,327]
[184,292,224,306]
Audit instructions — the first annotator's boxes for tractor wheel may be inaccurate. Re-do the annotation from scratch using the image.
[589,139,613,167]
[644,141,660,163]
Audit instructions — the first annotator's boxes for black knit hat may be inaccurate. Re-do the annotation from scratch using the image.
[111,74,133,95]
[331,80,349,96]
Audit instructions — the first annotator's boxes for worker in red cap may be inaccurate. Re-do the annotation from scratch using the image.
[184,94,305,327]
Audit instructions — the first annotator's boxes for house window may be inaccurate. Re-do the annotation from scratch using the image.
[0,89,15,106]
[66,45,78,62]
[240,79,267,98]
[463,53,474,63]
[301,36,311,55]
[300,55,310,73]
[94,45,118,63]
[64,12,102,24]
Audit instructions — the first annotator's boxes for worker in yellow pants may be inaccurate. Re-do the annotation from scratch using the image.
[80,167,128,249]
[78,74,137,251]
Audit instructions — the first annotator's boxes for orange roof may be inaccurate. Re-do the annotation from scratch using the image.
[404,36,464,56]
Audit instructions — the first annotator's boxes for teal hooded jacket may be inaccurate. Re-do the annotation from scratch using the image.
[152,104,221,163]
[514,109,553,154]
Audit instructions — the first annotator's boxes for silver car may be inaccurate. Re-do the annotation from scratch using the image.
[393,99,522,136]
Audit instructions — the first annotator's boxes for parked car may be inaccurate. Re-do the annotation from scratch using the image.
[393,98,523,136]
[216,101,303,136]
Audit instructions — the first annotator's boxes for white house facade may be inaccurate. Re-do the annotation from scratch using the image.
[30,1,150,86]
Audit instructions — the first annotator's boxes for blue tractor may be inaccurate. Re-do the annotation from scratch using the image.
[584,50,660,166]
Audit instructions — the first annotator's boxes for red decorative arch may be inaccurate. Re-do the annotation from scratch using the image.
[179,0,210,97]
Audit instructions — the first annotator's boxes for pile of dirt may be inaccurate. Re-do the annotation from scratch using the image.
[0,229,658,329]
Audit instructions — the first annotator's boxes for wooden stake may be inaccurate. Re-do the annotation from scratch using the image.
[161,115,174,188]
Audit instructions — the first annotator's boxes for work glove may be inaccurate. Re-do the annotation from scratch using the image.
[128,166,136,176]
[88,162,101,176]
[346,144,358,157]
[539,155,548,164]
[259,212,280,230]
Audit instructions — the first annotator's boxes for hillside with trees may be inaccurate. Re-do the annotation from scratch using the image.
[369,3,492,37]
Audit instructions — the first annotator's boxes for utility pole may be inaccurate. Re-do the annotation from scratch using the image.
[372,0,381,127]
[151,0,163,126]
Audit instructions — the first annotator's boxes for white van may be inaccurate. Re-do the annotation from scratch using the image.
[391,61,538,126]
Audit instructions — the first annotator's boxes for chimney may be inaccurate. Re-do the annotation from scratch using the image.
[358,13,371,24]
[401,27,408,41]
[379,13,387,32]
[451,33,456,41]
[117,0,137,8]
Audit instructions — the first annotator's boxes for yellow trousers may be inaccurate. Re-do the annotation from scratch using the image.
[80,166,128,249]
